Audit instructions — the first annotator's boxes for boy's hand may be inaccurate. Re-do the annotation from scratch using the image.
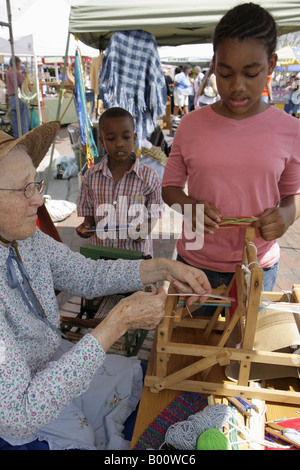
[252,196,300,241]
[76,222,95,239]
[252,207,288,240]
[191,200,222,235]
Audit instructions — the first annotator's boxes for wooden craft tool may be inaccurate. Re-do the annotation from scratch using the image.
[84,224,133,232]
[145,228,300,406]
[226,397,258,418]
[167,293,236,301]
[265,422,300,449]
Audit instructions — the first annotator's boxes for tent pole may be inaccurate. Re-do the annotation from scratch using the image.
[34,54,42,124]
[6,0,22,137]
[45,31,71,194]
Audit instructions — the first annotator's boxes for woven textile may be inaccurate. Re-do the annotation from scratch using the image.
[99,30,167,147]
[134,392,207,450]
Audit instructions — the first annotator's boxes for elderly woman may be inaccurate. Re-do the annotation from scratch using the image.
[0,121,211,450]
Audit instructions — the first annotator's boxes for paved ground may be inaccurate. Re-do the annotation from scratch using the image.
[41,125,299,300]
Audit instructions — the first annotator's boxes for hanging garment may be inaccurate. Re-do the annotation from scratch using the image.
[98,30,167,147]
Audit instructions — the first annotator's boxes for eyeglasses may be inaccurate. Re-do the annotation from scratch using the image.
[0,180,45,199]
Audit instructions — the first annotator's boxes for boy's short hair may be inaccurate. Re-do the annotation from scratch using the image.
[99,107,135,135]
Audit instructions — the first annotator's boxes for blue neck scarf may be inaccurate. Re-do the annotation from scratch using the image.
[6,242,65,338]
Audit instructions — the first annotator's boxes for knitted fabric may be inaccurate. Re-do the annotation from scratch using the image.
[134,392,207,450]
[99,30,167,147]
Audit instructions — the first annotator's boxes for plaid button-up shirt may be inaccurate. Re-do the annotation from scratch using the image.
[77,153,164,256]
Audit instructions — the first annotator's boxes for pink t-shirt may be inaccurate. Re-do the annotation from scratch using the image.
[162,105,300,272]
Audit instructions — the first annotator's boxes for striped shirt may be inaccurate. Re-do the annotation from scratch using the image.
[76,153,164,256]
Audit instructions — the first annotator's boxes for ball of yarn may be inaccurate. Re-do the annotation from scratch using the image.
[188,404,231,436]
[164,404,232,450]
[197,429,230,450]
[165,420,198,450]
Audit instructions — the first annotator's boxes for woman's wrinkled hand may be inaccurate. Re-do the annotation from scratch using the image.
[91,287,167,351]
[163,260,212,306]
[139,258,212,306]
[116,288,167,331]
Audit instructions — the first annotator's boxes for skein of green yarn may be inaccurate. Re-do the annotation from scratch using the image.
[196,429,230,450]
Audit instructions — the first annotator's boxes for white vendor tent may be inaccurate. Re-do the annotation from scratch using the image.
[0,0,99,59]
[0,0,98,135]
[159,43,214,66]
[0,34,34,57]
[0,0,101,151]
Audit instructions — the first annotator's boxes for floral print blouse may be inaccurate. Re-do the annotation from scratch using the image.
[0,229,144,440]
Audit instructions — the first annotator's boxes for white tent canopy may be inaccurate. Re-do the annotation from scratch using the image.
[0,0,99,58]
[0,34,34,57]
[0,0,97,140]
[159,43,213,66]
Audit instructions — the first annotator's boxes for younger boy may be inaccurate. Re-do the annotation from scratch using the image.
[76,107,164,256]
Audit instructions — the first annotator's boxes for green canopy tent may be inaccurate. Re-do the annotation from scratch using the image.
[68,0,300,50]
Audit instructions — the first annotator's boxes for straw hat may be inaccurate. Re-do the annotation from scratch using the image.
[0,121,61,169]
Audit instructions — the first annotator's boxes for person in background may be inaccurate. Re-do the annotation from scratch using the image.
[284,75,300,116]
[58,66,68,82]
[162,3,300,300]
[193,66,204,101]
[76,107,164,257]
[173,65,192,119]
[194,63,219,108]
[0,121,211,450]
[5,56,30,138]
[163,67,173,98]
[163,67,174,114]
[188,66,204,112]
[261,74,272,103]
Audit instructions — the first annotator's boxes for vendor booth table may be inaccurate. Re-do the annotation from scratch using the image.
[34,95,78,125]
[43,96,77,125]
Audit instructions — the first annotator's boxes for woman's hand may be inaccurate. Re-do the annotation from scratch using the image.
[139,258,211,306]
[162,259,212,305]
[91,288,167,351]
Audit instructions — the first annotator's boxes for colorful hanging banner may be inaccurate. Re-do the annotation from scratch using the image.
[74,47,98,168]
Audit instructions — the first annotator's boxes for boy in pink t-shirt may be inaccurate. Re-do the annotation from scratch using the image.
[162,3,300,292]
